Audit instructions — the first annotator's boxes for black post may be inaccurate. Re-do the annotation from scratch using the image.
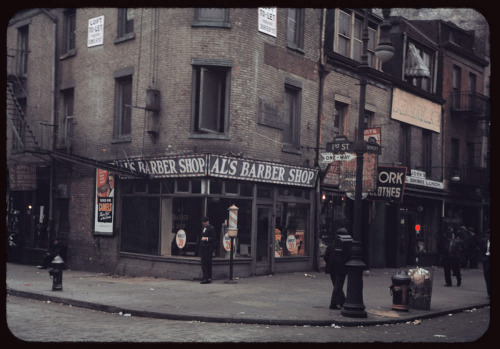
[341,9,370,318]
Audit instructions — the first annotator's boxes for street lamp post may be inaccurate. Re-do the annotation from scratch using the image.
[341,8,393,318]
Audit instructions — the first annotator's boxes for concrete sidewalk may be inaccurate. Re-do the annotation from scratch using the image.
[5,262,490,326]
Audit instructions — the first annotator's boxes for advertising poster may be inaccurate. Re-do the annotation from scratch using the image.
[94,169,114,235]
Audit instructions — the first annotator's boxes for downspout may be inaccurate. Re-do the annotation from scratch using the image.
[40,8,57,236]
[314,8,329,271]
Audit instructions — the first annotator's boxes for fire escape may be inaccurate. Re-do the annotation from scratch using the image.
[6,70,144,179]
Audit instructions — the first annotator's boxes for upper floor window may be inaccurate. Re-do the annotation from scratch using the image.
[118,8,134,38]
[336,10,378,67]
[333,102,347,135]
[452,65,461,92]
[63,9,76,54]
[282,80,302,152]
[422,130,432,177]
[58,88,74,147]
[17,25,29,76]
[405,42,432,92]
[114,75,132,140]
[193,8,230,28]
[399,123,411,167]
[287,8,304,51]
[191,59,232,137]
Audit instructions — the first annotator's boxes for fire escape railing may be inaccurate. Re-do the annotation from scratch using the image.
[450,91,490,120]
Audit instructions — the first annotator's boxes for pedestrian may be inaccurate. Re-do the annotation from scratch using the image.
[466,227,479,268]
[323,228,349,309]
[37,238,66,269]
[442,230,464,287]
[480,231,490,298]
[199,216,216,284]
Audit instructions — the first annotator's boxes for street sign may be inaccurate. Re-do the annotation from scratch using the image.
[327,142,352,153]
[335,153,356,161]
[319,152,334,163]
[365,142,381,154]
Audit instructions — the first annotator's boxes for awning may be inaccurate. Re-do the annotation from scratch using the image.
[405,42,430,78]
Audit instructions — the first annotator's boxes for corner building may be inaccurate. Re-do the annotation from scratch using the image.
[7,8,321,279]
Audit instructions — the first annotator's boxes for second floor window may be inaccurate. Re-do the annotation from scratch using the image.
[334,102,347,135]
[282,83,301,151]
[192,64,231,136]
[193,8,230,28]
[118,8,134,37]
[114,76,132,139]
[337,10,377,67]
[63,9,76,54]
[59,88,74,146]
[287,8,304,50]
[17,25,29,75]
[399,123,411,167]
[405,42,432,92]
[422,130,432,177]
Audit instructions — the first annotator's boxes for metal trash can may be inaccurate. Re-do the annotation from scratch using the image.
[407,267,434,310]
[390,270,411,311]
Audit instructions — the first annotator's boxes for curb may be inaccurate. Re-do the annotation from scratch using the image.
[7,288,490,327]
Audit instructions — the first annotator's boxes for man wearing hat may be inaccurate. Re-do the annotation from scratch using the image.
[199,216,216,284]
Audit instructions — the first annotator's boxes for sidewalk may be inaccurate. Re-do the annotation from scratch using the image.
[6,262,489,326]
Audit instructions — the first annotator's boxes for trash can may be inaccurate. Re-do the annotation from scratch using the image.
[407,267,434,310]
[390,270,411,311]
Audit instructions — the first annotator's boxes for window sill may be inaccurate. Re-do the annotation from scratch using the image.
[114,32,135,44]
[189,133,231,141]
[287,42,305,55]
[59,50,76,60]
[282,145,302,155]
[192,21,231,29]
[111,136,132,144]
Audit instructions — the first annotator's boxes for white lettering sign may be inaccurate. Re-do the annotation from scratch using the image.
[391,88,441,133]
[258,8,277,37]
[88,16,104,47]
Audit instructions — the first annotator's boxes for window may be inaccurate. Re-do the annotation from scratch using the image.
[422,130,432,177]
[63,9,76,54]
[193,8,230,28]
[287,8,304,51]
[468,73,477,109]
[363,110,374,130]
[405,43,432,92]
[114,75,132,139]
[59,88,74,147]
[283,83,301,151]
[118,8,134,38]
[399,123,411,167]
[334,102,347,135]
[17,25,28,75]
[452,65,461,109]
[336,10,378,67]
[191,61,231,137]
[451,138,460,171]
[275,202,309,257]
[121,197,160,255]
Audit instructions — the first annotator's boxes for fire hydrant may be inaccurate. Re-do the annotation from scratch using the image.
[48,255,64,291]
[390,270,411,311]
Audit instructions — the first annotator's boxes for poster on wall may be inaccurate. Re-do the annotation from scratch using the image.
[94,168,114,235]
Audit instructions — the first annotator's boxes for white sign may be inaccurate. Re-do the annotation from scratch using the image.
[258,8,277,37]
[286,235,297,252]
[88,16,104,47]
[335,153,357,161]
[406,176,444,189]
[176,229,187,249]
[320,152,334,163]
[392,88,441,133]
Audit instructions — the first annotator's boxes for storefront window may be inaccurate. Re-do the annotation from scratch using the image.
[121,197,159,254]
[275,202,309,256]
[169,197,204,256]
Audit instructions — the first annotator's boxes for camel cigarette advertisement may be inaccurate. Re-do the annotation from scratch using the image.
[94,169,114,235]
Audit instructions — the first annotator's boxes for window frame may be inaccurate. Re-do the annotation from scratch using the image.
[17,25,29,76]
[58,88,75,147]
[190,59,232,139]
[333,101,347,136]
[282,80,302,153]
[422,129,432,177]
[63,9,76,55]
[192,8,231,28]
[113,74,133,142]
[287,8,305,52]
[116,8,135,42]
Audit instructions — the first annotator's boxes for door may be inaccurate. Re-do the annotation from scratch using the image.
[255,205,273,275]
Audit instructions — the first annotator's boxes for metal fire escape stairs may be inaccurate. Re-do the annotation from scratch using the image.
[6,80,145,178]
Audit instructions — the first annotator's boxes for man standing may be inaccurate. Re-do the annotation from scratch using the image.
[199,216,216,284]
[442,229,464,287]
[324,228,349,309]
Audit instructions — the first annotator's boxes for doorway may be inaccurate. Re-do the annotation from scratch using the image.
[255,205,273,275]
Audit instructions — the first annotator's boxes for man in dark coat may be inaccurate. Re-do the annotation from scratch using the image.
[199,216,216,284]
[37,238,66,269]
[442,230,464,287]
[324,228,349,309]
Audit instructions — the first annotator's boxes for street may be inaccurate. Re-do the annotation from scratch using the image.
[6,295,490,343]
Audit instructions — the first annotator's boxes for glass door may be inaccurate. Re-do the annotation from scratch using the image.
[255,205,272,275]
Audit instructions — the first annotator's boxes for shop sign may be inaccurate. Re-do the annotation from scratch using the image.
[405,169,444,189]
[391,88,441,133]
[286,234,297,252]
[339,153,377,193]
[223,233,232,252]
[115,154,207,178]
[258,8,277,37]
[94,169,114,235]
[176,229,186,249]
[208,155,318,188]
[8,163,37,191]
[322,161,341,186]
[88,16,104,47]
[367,166,407,203]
